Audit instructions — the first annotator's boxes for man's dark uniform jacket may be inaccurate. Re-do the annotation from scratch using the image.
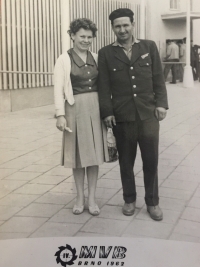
[98,39,168,121]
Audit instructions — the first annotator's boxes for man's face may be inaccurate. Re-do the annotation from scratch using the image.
[112,17,134,42]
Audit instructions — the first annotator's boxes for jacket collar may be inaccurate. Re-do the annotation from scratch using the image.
[112,37,140,47]
[112,37,143,65]
[68,48,94,67]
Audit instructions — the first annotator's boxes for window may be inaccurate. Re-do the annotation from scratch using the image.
[170,0,180,10]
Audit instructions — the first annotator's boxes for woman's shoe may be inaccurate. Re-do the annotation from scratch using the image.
[88,204,100,216]
[73,202,85,215]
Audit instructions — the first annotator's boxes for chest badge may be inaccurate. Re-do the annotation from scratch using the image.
[141,53,149,59]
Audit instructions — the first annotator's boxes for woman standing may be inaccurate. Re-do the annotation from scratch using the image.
[54,19,108,215]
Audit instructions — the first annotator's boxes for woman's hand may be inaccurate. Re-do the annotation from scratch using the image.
[56,116,72,132]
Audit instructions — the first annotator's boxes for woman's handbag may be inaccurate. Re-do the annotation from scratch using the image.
[106,128,118,163]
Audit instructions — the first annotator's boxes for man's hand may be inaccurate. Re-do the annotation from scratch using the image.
[104,116,116,128]
[163,56,169,62]
[56,116,72,132]
[155,107,167,121]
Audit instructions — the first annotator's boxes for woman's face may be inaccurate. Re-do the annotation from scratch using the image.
[72,28,93,52]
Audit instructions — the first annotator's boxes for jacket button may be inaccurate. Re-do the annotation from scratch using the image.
[134,94,137,97]
[130,67,133,70]
[133,85,136,88]
[113,69,116,71]
[146,63,149,66]
[89,79,91,81]
[88,72,90,74]
[85,65,88,67]
[89,87,91,89]
[132,76,135,79]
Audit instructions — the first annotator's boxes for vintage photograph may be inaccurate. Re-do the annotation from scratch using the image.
[0,0,200,260]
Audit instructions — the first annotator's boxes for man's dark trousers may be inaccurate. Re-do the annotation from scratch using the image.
[113,112,159,206]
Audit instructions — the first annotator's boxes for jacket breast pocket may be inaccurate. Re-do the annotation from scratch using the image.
[136,57,152,77]
[138,55,152,66]
[109,65,124,82]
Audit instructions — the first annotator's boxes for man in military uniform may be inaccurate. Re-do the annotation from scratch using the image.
[98,8,168,221]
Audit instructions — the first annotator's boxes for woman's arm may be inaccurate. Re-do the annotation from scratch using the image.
[54,54,72,132]
[54,56,65,117]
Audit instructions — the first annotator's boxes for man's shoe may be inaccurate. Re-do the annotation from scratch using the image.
[147,205,163,221]
[122,202,135,216]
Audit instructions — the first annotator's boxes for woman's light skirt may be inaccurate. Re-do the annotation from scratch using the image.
[61,92,108,168]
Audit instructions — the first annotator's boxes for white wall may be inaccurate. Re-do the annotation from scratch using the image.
[193,19,200,45]
[146,0,168,58]
[145,0,189,59]
[191,0,200,11]
[163,19,186,39]
[192,0,200,45]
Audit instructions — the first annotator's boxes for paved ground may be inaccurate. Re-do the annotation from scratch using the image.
[0,82,200,242]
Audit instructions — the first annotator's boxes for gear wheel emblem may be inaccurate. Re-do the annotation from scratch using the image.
[55,244,78,266]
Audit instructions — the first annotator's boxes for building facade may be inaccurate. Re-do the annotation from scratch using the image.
[0,0,200,112]
[146,0,200,58]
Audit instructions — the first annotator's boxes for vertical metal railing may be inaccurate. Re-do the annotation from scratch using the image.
[0,0,144,90]
[0,0,62,90]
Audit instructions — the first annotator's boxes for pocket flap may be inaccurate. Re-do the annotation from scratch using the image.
[139,58,152,67]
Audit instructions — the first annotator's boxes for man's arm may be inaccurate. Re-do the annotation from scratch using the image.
[164,45,171,60]
[98,49,116,127]
[150,41,169,120]
[180,45,184,58]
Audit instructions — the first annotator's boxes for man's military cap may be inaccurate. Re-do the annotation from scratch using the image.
[109,8,134,22]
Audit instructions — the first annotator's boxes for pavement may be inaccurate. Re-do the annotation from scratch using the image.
[0,81,200,242]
